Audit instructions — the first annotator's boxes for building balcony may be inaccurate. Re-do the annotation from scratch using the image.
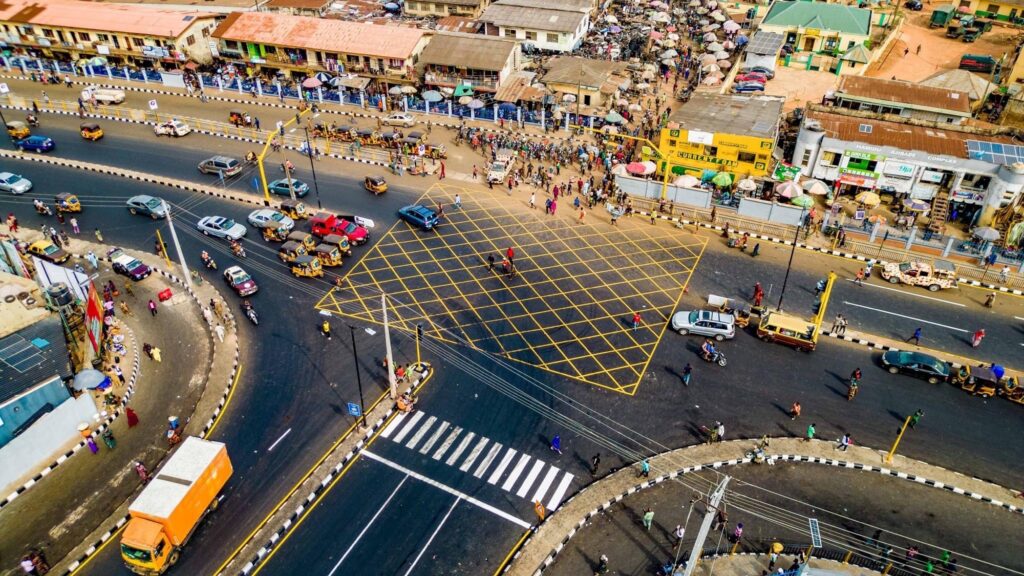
[264,52,308,67]
[424,70,498,90]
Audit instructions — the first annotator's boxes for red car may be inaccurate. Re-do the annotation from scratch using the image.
[734,73,767,84]
[310,212,369,245]
[223,265,258,297]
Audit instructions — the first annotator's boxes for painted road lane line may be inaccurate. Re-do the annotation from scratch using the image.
[487,447,517,484]
[417,420,450,454]
[405,415,437,450]
[444,432,476,465]
[362,449,531,529]
[532,466,560,503]
[842,301,969,333]
[516,460,547,498]
[391,411,424,443]
[327,476,409,576]
[401,497,461,576]
[846,279,966,306]
[501,454,532,491]
[266,428,291,452]
[431,426,464,460]
[474,442,503,478]
[380,412,407,439]
[546,471,575,510]
[460,437,490,472]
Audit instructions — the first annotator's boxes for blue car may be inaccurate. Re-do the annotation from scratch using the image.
[16,135,55,153]
[733,82,765,94]
[398,205,439,230]
[268,178,309,198]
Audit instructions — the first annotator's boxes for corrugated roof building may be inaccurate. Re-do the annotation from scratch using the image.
[833,76,972,124]
[420,33,520,93]
[480,0,591,52]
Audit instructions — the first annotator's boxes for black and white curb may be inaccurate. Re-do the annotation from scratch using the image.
[236,368,432,576]
[510,452,1021,575]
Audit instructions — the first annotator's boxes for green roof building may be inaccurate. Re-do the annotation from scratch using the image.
[759,1,872,54]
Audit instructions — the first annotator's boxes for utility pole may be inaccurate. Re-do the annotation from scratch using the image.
[302,126,323,209]
[382,293,398,399]
[161,199,192,290]
[348,325,368,429]
[682,476,731,576]
[776,208,807,312]
[885,415,913,464]
[283,162,296,200]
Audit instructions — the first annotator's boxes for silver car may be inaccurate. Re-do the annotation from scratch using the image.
[0,172,32,194]
[197,216,246,240]
[670,310,736,341]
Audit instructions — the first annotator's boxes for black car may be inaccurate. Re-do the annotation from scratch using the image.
[881,350,951,384]
[904,0,922,10]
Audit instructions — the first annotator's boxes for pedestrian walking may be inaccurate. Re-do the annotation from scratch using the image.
[438,161,446,180]
[590,453,601,476]
[94,228,104,242]
[86,250,98,270]
[984,291,996,307]
[254,117,261,131]
[753,282,764,307]
[578,207,585,223]
[632,311,641,331]
[472,165,478,179]
[831,314,843,334]
[905,327,922,345]
[836,434,851,451]
[971,328,985,348]
[126,406,140,427]
[1000,265,1010,283]
[805,423,816,442]
[642,507,655,530]
[854,269,865,286]
[529,192,536,209]
[550,434,562,455]
[42,90,49,104]
[69,217,79,234]
[322,319,331,339]
[638,458,650,477]
[715,421,725,442]
[487,254,495,271]
[674,524,686,545]
[148,299,157,316]
[916,44,922,55]
[113,365,125,385]
[732,523,744,542]
[769,551,779,570]
[454,193,462,209]
[790,401,801,420]
[909,409,923,428]
[86,436,99,454]
[214,324,225,342]
[135,461,150,484]
[681,362,692,386]
[550,199,557,215]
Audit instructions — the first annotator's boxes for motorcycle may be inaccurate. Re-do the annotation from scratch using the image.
[701,349,727,367]
[33,200,52,216]
[281,161,296,173]
[231,242,246,258]
[200,252,217,270]
[26,114,39,127]
[847,381,859,401]
[241,300,258,326]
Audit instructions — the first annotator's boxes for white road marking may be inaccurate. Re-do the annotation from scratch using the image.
[405,416,436,450]
[444,432,475,465]
[546,472,575,511]
[846,279,965,306]
[516,460,546,498]
[391,411,424,443]
[487,448,517,484]
[501,454,532,491]
[474,443,503,478]
[267,428,291,452]
[532,466,560,503]
[1015,316,1024,322]
[327,476,408,576]
[362,449,530,529]
[842,301,969,333]
[460,437,490,472]
[431,427,463,460]
[402,497,461,576]
[380,412,406,439]
[417,420,450,454]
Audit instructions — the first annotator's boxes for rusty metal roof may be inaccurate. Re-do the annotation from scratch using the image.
[0,0,216,36]
[836,76,971,115]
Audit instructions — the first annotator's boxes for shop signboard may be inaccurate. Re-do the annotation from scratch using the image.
[919,170,945,184]
[687,130,714,145]
[85,282,103,354]
[772,162,801,181]
[845,150,880,161]
[839,166,879,180]
[882,160,915,178]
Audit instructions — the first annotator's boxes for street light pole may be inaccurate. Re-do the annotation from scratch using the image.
[161,199,193,291]
[776,208,807,312]
[348,325,367,429]
[302,126,323,210]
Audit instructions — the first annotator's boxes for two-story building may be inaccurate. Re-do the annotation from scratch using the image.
[0,0,221,67]
[480,0,591,53]
[830,76,972,125]
[659,93,785,179]
[758,0,871,54]
[263,0,332,17]
[541,56,628,116]
[405,0,491,19]
[212,11,429,86]
[419,33,520,94]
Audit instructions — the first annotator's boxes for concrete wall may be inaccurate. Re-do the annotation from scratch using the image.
[614,174,712,208]
[0,393,98,491]
[737,196,805,226]
[0,376,71,447]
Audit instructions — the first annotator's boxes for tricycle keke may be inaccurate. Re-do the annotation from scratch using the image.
[80,122,104,140]
[291,254,324,278]
[998,375,1024,404]
[958,365,1000,398]
[364,175,388,195]
[55,192,82,213]
[314,243,343,267]
[229,109,252,127]
[322,233,352,257]
[278,199,309,220]
[707,294,756,328]
[286,231,316,252]
[277,241,307,263]
[262,223,289,242]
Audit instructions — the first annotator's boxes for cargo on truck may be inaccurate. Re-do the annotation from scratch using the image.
[121,437,232,575]
[487,148,516,184]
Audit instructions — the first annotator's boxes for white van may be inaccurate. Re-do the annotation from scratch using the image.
[81,85,126,105]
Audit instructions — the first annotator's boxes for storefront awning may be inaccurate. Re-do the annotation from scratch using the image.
[334,76,371,90]
[838,173,875,188]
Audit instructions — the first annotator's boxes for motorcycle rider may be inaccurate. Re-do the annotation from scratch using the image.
[701,338,717,362]
[201,250,216,269]
[282,159,295,173]
[848,368,861,400]
[26,113,38,127]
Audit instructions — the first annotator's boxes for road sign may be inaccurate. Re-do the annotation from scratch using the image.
[808,518,822,548]
[0,83,9,94]
[252,176,260,191]
[346,402,361,417]
[148,99,158,110]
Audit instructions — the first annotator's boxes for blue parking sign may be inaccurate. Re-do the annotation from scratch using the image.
[347,403,361,417]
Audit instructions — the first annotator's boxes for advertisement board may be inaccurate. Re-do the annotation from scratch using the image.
[85,282,103,354]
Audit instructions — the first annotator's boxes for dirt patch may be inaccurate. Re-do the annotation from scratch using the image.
[762,66,840,111]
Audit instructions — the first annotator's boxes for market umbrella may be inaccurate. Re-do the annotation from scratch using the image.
[562,93,577,103]
[636,82,651,89]
[72,369,111,392]
[722,40,736,50]
[440,87,455,96]
[707,41,724,51]
[642,69,656,80]
[612,164,629,176]
[453,84,473,97]
[868,214,887,224]
[688,0,700,6]
[973,226,1001,241]
[674,174,701,187]
[602,125,620,134]
[401,85,418,94]
[328,76,347,88]
[388,86,403,95]
[653,12,671,22]
[314,71,334,83]
[498,102,517,113]
[790,195,815,208]
[700,169,718,181]
[617,98,629,106]
[902,198,929,211]
[957,4,971,12]
[802,179,830,196]
[660,48,679,59]
[702,76,722,86]
[301,77,322,88]
[855,191,881,206]
[605,14,619,23]
[668,32,680,40]
[717,60,732,69]
[661,39,677,48]
[610,25,623,33]
[89,56,108,67]
[723,20,741,32]
[702,63,721,73]
[711,172,733,187]
[712,11,727,21]
[736,177,757,191]
[605,111,625,124]
[775,181,803,199]
[641,161,658,174]
[467,99,485,109]
[421,90,444,102]
[714,50,731,59]
[458,95,474,105]
[703,32,718,41]
[628,103,643,111]
[662,58,676,66]
[626,161,648,175]
[700,53,718,65]
[384,2,400,9]
[706,70,725,78]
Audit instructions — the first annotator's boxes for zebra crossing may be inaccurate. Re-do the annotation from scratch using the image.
[380,411,575,511]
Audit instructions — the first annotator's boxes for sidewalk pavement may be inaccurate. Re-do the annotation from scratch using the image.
[506,437,1022,576]
[0,232,241,576]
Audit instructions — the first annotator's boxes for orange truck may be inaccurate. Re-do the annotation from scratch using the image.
[121,437,233,574]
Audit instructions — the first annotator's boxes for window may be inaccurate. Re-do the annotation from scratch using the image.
[525,31,537,41]
[388,58,403,68]
[132,37,145,47]
[42,28,54,38]
[846,157,878,171]
[704,145,718,157]
[546,33,559,43]
[858,123,872,134]
[668,139,677,147]
[987,3,999,12]
[202,27,211,38]
[505,28,517,38]
[97,33,108,42]
[186,35,196,46]
[800,149,813,166]
[821,151,840,167]
[224,39,238,50]
[79,32,90,41]
[737,151,757,164]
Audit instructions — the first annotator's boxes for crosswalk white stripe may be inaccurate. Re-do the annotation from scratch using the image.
[487,447,517,484]
[405,416,437,450]
[432,427,463,460]
[379,412,407,439]
[546,471,575,510]
[515,460,546,498]
[417,420,450,454]
[459,437,489,472]
[444,432,475,465]
[501,454,532,491]
[531,466,560,503]
[391,411,425,443]
[473,442,502,478]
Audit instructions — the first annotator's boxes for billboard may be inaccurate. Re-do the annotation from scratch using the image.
[85,281,103,354]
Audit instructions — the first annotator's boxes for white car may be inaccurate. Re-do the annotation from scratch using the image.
[197,216,246,240]
[82,85,126,105]
[154,120,191,137]
[247,209,294,231]
[383,113,415,128]
[0,172,32,194]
